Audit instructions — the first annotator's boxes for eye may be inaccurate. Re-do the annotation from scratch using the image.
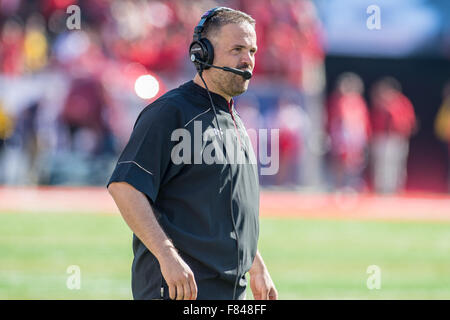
[232,47,242,53]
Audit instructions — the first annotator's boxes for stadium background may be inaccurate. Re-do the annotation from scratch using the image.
[1,0,450,299]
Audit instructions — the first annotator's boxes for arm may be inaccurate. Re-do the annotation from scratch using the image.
[249,250,278,300]
[108,181,197,300]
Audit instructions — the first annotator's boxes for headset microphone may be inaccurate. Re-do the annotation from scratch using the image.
[222,66,253,80]
[190,54,252,80]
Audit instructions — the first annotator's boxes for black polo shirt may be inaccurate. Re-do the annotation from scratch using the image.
[107,80,260,300]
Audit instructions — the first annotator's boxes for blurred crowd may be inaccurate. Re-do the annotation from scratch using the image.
[326,73,450,194]
[0,0,326,187]
[0,0,448,194]
[325,73,418,194]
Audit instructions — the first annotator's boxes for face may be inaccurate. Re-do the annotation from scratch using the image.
[206,22,257,99]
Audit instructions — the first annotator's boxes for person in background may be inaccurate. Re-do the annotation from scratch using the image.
[0,18,25,76]
[274,96,309,186]
[370,77,417,194]
[23,13,48,73]
[326,72,371,191]
[0,102,13,183]
[60,76,112,156]
[0,102,13,150]
[434,82,450,192]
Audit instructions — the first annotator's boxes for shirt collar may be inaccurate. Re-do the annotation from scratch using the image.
[184,80,234,112]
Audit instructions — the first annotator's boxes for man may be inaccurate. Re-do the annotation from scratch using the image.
[327,72,371,191]
[370,77,416,194]
[107,7,277,300]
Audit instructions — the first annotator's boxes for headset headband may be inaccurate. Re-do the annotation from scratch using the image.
[193,6,233,41]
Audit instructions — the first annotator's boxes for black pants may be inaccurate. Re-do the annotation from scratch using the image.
[131,248,246,300]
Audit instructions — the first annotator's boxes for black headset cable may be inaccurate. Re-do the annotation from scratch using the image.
[198,72,241,300]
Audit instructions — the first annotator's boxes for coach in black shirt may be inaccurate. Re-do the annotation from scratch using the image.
[107,7,277,300]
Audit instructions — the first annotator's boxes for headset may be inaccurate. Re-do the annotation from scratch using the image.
[189,7,252,80]
[189,7,249,300]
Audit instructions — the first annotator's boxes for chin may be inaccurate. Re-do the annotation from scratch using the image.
[226,77,249,97]
[231,86,247,97]
[240,83,249,93]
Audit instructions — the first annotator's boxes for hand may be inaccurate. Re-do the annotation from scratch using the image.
[249,269,278,300]
[158,249,198,300]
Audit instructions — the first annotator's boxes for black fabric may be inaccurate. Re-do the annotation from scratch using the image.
[108,80,259,300]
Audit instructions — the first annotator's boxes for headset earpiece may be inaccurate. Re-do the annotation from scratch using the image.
[189,7,232,72]
[189,39,214,71]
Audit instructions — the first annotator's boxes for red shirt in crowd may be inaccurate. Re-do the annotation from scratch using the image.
[327,92,371,167]
[372,92,416,138]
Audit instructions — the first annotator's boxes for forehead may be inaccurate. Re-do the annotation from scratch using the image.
[215,22,257,46]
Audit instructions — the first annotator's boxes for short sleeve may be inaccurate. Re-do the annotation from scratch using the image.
[107,102,183,203]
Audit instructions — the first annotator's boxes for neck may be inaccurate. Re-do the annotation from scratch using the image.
[193,73,232,102]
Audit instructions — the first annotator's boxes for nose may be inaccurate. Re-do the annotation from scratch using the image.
[240,50,254,69]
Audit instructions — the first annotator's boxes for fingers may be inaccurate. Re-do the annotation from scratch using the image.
[168,283,176,300]
[257,286,278,300]
[253,288,268,300]
[179,273,197,300]
[269,287,278,300]
[168,273,197,300]
[250,273,277,301]
[176,283,184,300]
[159,251,198,300]
[183,283,191,300]
[189,273,198,300]
[168,282,184,300]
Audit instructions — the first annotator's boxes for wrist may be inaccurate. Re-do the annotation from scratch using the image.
[249,265,265,276]
[154,240,178,263]
[249,259,266,276]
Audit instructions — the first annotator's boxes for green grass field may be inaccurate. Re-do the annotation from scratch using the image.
[1,212,450,299]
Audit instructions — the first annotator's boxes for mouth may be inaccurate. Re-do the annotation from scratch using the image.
[236,67,252,81]
[237,64,251,71]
